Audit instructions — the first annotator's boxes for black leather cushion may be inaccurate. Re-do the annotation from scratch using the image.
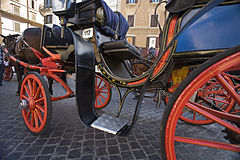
[102,40,140,60]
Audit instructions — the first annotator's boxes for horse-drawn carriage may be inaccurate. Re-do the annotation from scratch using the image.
[2,0,240,159]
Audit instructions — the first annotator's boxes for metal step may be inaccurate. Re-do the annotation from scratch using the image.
[91,114,129,135]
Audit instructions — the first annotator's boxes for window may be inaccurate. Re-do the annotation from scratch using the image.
[150,15,158,27]
[14,22,21,32]
[150,0,160,2]
[31,0,35,9]
[146,37,158,48]
[126,36,136,45]
[126,0,138,4]
[44,0,52,8]
[127,15,134,27]
[44,15,53,24]
[13,5,20,16]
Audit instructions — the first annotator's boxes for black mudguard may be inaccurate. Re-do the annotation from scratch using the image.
[70,29,98,127]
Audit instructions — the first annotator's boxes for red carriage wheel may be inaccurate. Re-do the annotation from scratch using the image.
[179,73,236,125]
[95,73,112,109]
[160,48,240,160]
[3,66,13,81]
[20,72,52,135]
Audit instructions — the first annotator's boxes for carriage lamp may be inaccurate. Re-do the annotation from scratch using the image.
[19,100,29,110]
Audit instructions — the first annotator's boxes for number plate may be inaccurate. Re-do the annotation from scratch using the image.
[83,28,93,39]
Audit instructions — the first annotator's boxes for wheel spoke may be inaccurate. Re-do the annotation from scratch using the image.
[22,95,28,100]
[97,96,103,105]
[36,104,45,113]
[35,108,43,123]
[216,74,240,105]
[99,93,107,100]
[32,80,37,97]
[35,97,44,104]
[26,110,31,119]
[24,85,30,97]
[33,111,39,128]
[34,87,41,99]
[99,91,108,94]
[99,84,107,90]
[193,112,196,121]
[186,102,240,134]
[31,112,34,126]
[27,79,33,97]
[175,136,240,152]
[97,79,103,89]
[95,98,98,107]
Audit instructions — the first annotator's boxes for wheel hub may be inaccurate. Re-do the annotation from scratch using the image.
[19,100,29,110]
[29,97,36,110]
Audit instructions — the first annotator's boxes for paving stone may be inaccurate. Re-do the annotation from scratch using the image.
[95,140,106,147]
[59,139,71,146]
[119,144,130,152]
[63,134,73,139]
[82,147,94,155]
[83,140,94,147]
[138,139,150,146]
[16,143,31,151]
[5,152,22,160]
[107,139,118,146]
[33,139,47,146]
[41,146,56,155]
[67,149,81,159]
[109,155,121,160]
[129,142,141,150]
[148,154,162,160]
[121,151,134,160]
[21,156,36,160]
[143,146,156,155]
[73,135,83,141]
[70,141,82,149]
[80,155,93,160]
[36,155,52,160]
[55,146,69,155]
[24,146,42,156]
[47,138,61,145]
[95,134,105,139]
[96,147,108,156]
[51,155,66,160]
[108,146,120,154]
[132,149,147,159]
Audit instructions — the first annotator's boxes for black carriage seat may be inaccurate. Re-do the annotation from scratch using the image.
[101,40,141,60]
[100,40,141,78]
[41,25,75,62]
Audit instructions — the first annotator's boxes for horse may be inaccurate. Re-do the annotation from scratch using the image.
[1,27,67,95]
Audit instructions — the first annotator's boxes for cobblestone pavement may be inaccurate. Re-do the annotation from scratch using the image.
[0,75,239,160]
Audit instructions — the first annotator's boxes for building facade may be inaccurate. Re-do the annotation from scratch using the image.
[0,0,44,43]
[121,0,166,55]
[104,0,121,11]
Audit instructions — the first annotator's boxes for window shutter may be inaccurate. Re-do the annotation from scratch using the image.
[146,37,150,48]
[155,37,158,48]
[128,15,134,27]
[133,37,136,45]
[150,15,158,27]
[126,0,129,4]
